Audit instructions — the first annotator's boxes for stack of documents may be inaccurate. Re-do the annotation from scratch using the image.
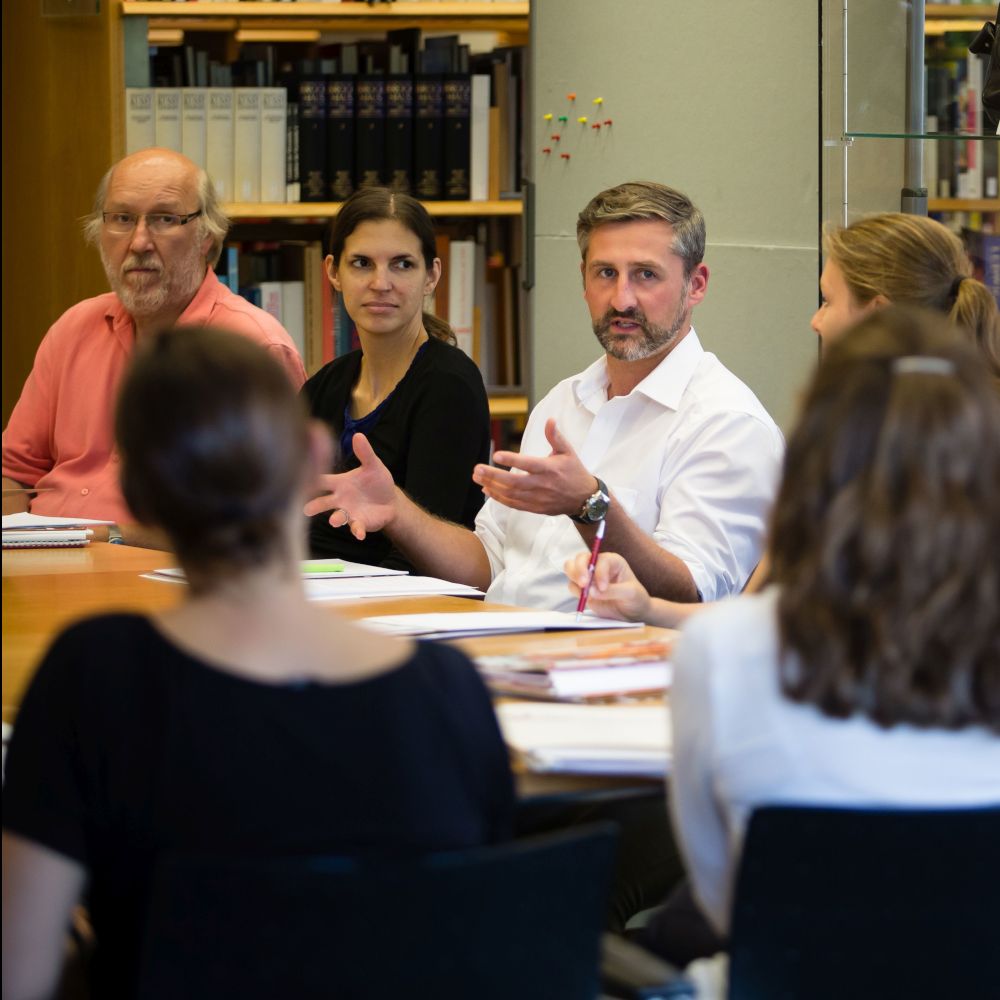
[477,637,672,700]
[497,701,671,778]
[2,513,111,549]
[145,560,484,601]
[360,611,643,640]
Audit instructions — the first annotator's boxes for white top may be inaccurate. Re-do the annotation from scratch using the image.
[669,587,1000,935]
[475,330,784,610]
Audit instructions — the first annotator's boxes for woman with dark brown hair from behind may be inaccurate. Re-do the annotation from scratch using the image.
[667,307,1000,960]
[2,327,514,1000]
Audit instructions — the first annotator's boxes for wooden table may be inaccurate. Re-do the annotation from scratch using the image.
[3,544,670,798]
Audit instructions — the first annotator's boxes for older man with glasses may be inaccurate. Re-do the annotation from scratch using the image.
[2,148,306,543]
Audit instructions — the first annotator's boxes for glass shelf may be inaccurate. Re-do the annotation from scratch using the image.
[843,132,999,142]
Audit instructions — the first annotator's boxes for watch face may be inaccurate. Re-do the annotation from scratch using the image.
[584,491,609,522]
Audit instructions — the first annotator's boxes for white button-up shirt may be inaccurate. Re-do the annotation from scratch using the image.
[475,330,784,610]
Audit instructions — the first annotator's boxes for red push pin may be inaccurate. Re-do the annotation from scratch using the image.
[566,92,576,101]
[603,119,613,126]
[591,122,601,130]
[560,152,571,160]
[550,134,561,141]
[542,147,552,154]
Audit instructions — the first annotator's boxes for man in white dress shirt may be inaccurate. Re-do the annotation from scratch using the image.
[306,180,783,612]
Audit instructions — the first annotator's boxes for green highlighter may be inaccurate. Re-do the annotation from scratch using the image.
[301,560,346,575]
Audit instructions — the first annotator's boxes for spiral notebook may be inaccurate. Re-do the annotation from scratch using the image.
[2,528,93,548]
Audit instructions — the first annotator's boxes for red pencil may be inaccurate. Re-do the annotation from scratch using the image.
[575,517,607,620]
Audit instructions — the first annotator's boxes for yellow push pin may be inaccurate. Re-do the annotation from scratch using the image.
[577,116,588,124]
[593,97,604,105]
[543,113,553,121]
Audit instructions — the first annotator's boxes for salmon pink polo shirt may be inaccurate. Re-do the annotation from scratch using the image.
[2,269,307,524]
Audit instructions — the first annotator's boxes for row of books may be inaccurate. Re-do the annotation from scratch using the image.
[124,77,496,204]
[217,220,525,386]
[131,38,524,203]
[925,46,999,199]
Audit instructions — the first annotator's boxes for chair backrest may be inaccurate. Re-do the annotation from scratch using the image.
[138,823,618,1000]
[727,805,1000,1000]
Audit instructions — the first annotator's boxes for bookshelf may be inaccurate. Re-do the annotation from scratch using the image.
[822,1,997,228]
[1,0,531,426]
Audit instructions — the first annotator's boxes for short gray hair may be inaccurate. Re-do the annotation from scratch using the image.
[81,161,230,267]
[576,180,705,277]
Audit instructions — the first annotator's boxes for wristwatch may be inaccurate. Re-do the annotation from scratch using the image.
[107,524,124,545]
[570,477,611,524]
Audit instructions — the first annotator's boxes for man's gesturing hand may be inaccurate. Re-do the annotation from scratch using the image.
[473,418,598,517]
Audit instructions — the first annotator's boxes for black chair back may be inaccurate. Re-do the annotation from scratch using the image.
[138,823,618,1000]
[728,805,1000,1000]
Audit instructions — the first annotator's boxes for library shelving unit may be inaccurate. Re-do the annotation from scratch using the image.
[2,1,531,425]
[924,4,999,216]
[819,0,1000,324]
[821,1,997,245]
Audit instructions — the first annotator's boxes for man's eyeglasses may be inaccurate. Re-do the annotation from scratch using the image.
[101,210,203,235]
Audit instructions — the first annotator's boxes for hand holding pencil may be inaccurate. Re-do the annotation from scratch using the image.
[566,548,654,624]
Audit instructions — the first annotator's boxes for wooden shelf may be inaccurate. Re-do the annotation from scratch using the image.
[225,200,523,220]
[487,394,529,420]
[925,4,995,19]
[925,4,995,34]
[122,1,529,33]
[928,198,1000,213]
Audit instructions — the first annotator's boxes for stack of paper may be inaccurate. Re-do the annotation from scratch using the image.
[2,513,111,549]
[497,702,671,778]
[144,560,484,601]
[360,611,643,640]
[477,637,672,700]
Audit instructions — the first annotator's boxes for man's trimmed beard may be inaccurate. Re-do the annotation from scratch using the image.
[101,239,206,319]
[593,284,690,362]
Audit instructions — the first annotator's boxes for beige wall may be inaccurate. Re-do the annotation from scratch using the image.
[528,0,821,431]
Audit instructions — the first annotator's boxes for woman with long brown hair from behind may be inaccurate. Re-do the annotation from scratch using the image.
[669,307,1000,943]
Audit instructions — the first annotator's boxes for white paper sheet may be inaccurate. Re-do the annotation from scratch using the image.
[147,559,408,583]
[2,513,114,528]
[304,576,485,601]
[360,610,643,639]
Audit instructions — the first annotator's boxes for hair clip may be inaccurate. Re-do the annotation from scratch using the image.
[891,356,956,376]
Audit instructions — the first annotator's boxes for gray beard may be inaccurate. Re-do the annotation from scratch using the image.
[101,247,205,319]
[593,300,688,362]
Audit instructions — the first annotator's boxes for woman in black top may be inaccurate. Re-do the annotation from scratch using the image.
[304,188,491,569]
[2,329,514,1000]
